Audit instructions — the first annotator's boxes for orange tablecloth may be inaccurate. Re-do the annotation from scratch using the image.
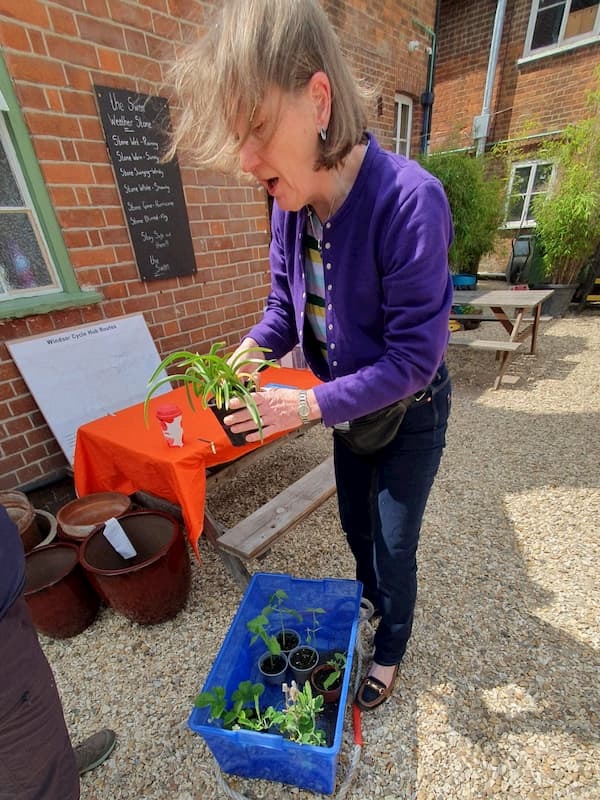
[73,367,321,558]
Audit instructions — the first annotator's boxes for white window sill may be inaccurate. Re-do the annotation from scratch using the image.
[519,35,599,65]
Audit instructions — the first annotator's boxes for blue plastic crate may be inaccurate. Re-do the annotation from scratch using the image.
[188,572,362,794]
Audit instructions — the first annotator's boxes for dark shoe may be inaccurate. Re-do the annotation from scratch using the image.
[74,729,117,775]
[355,664,399,711]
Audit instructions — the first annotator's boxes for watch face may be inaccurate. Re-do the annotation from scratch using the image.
[298,392,310,421]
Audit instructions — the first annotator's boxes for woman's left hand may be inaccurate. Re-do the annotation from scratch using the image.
[223,388,318,443]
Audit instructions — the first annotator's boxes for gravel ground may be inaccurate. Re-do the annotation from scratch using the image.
[40,309,599,800]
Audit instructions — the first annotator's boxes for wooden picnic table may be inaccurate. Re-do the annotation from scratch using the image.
[449,288,554,389]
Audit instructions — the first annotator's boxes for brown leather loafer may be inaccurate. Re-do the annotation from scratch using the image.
[355,664,399,711]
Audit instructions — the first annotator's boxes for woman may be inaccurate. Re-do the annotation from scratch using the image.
[169,0,453,710]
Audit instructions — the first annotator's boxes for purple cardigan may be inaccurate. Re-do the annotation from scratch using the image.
[249,134,453,427]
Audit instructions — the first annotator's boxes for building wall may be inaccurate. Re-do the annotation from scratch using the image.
[0,0,434,491]
[430,0,600,152]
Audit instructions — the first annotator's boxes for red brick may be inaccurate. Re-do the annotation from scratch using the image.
[0,455,26,484]
[63,64,91,91]
[45,33,99,68]
[27,28,47,56]
[97,47,122,74]
[70,247,115,269]
[77,15,126,50]
[5,53,65,85]
[58,207,105,229]
[33,137,63,161]
[124,28,148,56]
[119,53,162,83]
[15,462,45,486]
[26,111,81,139]
[8,391,38,416]
[2,434,28,457]
[0,1,50,28]
[47,5,78,36]
[4,414,34,436]
[63,230,90,248]
[42,161,95,186]
[0,19,31,50]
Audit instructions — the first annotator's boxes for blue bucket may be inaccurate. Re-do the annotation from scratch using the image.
[452,274,477,290]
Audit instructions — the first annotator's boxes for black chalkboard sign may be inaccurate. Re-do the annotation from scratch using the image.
[94,84,196,282]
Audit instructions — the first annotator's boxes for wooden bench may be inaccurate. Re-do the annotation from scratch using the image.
[450,310,552,323]
[448,335,524,390]
[204,456,337,588]
[448,336,523,352]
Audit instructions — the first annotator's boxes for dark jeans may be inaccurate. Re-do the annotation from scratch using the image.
[334,364,451,665]
[0,595,79,800]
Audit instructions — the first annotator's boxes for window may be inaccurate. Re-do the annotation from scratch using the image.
[0,116,61,298]
[392,94,413,157]
[0,55,101,318]
[525,0,600,56]
[505,161,554,228]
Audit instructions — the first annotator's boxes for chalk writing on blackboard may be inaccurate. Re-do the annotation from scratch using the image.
[94,84,196,282]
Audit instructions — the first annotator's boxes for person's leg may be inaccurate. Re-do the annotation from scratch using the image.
[333,436,379,607]
[356,367,451,707]
[0,595,79,800]
[373,367,451,664]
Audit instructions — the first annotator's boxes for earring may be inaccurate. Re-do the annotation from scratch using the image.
[319,127,327,142]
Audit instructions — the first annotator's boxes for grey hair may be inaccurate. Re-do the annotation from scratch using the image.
[165,0,369,173]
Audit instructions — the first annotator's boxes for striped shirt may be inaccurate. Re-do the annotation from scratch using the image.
[304,210,328,361]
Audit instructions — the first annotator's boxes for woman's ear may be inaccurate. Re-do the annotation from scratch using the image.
[309,71,332,132]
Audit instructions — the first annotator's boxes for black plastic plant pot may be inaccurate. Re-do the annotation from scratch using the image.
[258,652,288,686]
[276,629,300,654]
[288,645,318,686]
[208,402,248,447]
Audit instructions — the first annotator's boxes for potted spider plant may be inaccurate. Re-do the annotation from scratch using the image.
[144,341,278,445]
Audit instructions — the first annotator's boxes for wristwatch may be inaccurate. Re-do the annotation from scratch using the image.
[298,390,310,424]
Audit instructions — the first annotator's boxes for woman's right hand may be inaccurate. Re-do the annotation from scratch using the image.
[228,337,267,385]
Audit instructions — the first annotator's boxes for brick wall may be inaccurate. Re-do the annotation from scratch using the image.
[431,0,600,151]
[0,0,434,491]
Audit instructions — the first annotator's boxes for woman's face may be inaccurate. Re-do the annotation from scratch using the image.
[235,78,327,211]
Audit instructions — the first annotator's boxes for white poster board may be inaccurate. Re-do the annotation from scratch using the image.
[7,314,170,465]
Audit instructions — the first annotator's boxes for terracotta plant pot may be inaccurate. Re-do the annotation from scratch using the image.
[1,490,40,553]
[57,491,132,544]
[310,663,344,704]
[79,510,191,625]
[24,542,100,639]
[33,509,58,549]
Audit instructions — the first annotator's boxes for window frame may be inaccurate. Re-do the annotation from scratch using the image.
[503,159,556,230]
[0,54,101,319]
[523,0,600,59]
[392,93,413,157]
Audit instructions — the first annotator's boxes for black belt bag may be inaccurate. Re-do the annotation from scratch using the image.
[333,395,418,456]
